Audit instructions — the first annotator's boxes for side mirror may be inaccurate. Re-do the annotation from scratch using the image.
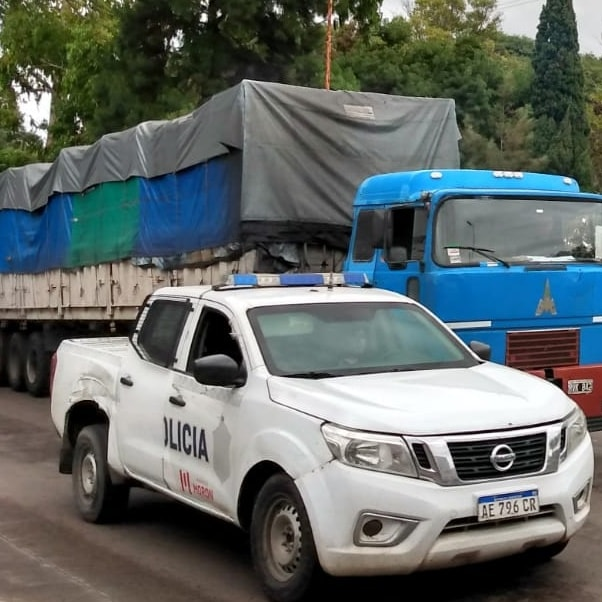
[469,340,491,361]
[386,246,408,268]
[193,354,247,387]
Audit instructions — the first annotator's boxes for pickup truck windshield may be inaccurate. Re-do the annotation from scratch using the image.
[248,301,477,377]
[434,197,602,266]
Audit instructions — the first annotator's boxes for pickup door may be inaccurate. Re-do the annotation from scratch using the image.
[115,296,193,485]
[162,300,246,515]
[117,294,246,515]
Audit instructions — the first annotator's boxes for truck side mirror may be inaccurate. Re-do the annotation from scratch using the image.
[193,354,247,387]
[387,246,408,267]
[469,340,491,361]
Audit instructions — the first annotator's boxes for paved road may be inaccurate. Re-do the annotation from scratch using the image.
[1,387,602,602]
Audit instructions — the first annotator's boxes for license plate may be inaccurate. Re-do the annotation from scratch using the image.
[477,490,539,522]
[568,379,593,395]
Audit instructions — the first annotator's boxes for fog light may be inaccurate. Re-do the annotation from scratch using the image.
[362,519,383,537]
[572,480,591,513]
[354,512,419,547]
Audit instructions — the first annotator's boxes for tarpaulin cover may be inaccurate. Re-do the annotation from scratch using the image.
[0,194,72,273]
[0,80,461,273]
[134,156,241,257]
[68,179,140,267]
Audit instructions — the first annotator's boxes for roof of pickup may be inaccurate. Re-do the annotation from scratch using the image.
[151,281,413,312]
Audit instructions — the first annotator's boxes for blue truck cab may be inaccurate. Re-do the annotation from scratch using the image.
[343,169,602,429]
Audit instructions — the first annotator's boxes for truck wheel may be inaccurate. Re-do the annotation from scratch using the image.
[250,473,320,602]
[72,424,130,524]
[7,332,26,392]
[24,332,52,397]
[0,331,8,386]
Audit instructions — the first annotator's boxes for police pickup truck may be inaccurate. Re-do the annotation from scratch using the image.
[50,273,594,602]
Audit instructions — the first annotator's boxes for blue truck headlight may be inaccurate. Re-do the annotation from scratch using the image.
[321,423,418,477]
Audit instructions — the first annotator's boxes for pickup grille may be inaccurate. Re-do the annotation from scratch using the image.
[447,433,547,481]
[506,329,579,370]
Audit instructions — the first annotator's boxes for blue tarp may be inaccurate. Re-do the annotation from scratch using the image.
[0,194,72,274]
[134,158,240,257]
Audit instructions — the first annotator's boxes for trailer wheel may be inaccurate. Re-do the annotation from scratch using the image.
[24,332,51,397]
[0,331,8,386]
[250,473,321,602]
[73,424,130,523]
[7,332,26,392]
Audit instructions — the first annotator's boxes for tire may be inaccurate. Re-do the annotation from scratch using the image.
[250,473,320,602]
[0,331,9,386]
[7,332,27,392]
[72,424,130,524]
[24,332,52,397]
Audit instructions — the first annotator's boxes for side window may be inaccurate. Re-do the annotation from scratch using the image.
[385,206,426,263]
[351,210,377,261]
[136,299,190,367]
[187,309,243,372]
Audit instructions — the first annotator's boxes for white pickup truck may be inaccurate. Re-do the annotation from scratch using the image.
[50,272,594,602]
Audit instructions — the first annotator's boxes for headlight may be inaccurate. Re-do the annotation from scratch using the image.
[561,407,588,462]
[321,423,418,477]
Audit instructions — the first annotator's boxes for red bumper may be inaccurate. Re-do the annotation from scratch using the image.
[529,365,602,423]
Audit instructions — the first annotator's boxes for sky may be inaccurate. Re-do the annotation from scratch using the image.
[382,0,602,56]
[21,0,602,129]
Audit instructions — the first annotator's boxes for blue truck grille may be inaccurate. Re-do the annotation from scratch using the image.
[447,433,547,481]
[506,329,579,370]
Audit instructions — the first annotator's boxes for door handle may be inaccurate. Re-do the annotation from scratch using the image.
[169,395,186,407]
[120,376,133,387]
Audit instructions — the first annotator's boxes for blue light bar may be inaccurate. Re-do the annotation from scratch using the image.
[224,272,369,288]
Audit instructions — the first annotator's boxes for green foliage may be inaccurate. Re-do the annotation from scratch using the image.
[460,108,547,171]
[409,0,500,41]
[588,93,602,192]
[0,0,599,182]
[531,0,592,187]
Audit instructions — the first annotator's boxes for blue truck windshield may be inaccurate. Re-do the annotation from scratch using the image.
[434,197,602,266]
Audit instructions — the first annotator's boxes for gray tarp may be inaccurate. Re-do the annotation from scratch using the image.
[0,80,460,224]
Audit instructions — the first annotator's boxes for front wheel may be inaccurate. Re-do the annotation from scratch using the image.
[72,424,130,523]
[250,473,320,602]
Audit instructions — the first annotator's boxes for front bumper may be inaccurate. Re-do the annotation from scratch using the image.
[297,434,593,577]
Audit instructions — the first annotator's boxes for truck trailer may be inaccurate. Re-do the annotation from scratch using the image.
[0,80,461,397]
[5,79,602,430]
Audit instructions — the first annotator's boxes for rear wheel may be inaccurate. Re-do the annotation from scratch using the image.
[0,331,9,386]
[24,332,52,397]
[250,473,320,602]
[72,424,130,523]
[7,332,26,392]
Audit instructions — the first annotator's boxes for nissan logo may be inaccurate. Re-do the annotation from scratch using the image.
[490,444,516,472]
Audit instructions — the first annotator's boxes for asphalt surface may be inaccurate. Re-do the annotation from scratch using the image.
[2,388,602,602]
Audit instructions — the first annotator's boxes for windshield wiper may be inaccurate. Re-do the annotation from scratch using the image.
[445,245,511,268]
[282,371,338,379]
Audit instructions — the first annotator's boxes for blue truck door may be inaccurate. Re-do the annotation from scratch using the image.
[372,205,427,300]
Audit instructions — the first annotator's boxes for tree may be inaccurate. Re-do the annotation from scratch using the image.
[408,0,500,41]
[531,0,592,188]
[0,0,121,153]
